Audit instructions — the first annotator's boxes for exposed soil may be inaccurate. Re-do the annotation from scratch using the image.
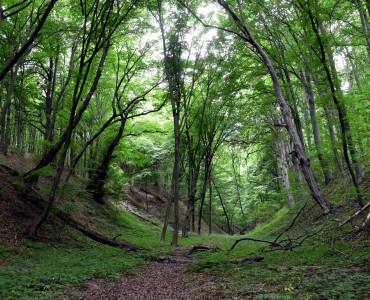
[67,246,251,300]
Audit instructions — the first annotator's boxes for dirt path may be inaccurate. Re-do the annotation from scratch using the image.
[69,246,237,300]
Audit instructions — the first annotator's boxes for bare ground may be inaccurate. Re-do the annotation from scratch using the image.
[67,246,251,300]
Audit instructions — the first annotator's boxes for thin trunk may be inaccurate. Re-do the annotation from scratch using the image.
[158,3,181,246]
[25,43,109,186]
[17,68,24,151]
[0,62,20,153]
[231,151,247,230]
[357,0,370,59]
[197,169,209,235]
[301,69,332,184]
[208,167,212,235]
[273,128,294,207]
[212,180,231,234]
[182,167,199,237]
[0,0,59,82]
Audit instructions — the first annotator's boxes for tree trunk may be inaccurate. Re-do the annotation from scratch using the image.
[0,0,59,82]
[0,62,20,154]
[24,43,109,186]
[356,0,370,59]
[212,180,232,234]
[301,69,333,184]
[158,4,181,246]
[208,167,212,235]
[310,21,363,206]
[231,150,247,230]
[16,68,24,151]
[86,117,126,204]
[182,167,200,237]
[252,41,331,213]
[273,128,294,207]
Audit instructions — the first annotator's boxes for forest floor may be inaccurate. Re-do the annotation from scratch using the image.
[0,151,369,299]
[66,246,238,300]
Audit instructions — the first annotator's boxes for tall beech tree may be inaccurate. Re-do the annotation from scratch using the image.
[177,0,332,214]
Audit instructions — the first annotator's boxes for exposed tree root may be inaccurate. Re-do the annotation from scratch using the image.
[188,245,221,255]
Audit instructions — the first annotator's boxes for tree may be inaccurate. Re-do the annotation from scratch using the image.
[177,0,331,214]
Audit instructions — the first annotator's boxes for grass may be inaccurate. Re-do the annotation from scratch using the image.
[0,173,369,299]
[0,243,147,299]
[185,206,370,299]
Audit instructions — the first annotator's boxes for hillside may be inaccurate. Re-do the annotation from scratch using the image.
[0,151,369,299]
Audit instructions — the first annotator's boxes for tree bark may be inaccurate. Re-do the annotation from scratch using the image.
[0,62,20,154]
[301,69,333,184]
[213,180,232,234]
[273,127,294,207]
[86,117,126,204]
[157,2,181,246]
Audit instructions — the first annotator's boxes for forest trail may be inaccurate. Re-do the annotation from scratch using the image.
[69,246,233,300]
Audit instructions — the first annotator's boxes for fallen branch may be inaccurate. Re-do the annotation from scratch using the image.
[226,256,264,264]
[229,238,280,251]
[188,245,221,255]
[338,202,370,228]
[274,203,307,243]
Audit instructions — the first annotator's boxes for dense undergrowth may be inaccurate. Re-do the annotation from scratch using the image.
[0,157,369,299]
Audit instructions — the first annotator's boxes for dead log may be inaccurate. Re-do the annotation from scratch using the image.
[229,238,281,251]
[226,256,264,264]
[58,212,142,252]
[21,187,143,252]
[128,210,161,227]
[188,245,221,255]
[338,202,370,228]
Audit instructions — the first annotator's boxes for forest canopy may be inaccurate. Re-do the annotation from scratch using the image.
[0,0,369,246]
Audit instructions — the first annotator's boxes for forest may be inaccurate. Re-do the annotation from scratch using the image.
[0,0,369,299]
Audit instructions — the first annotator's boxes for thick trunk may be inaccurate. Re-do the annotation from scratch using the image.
[86,118,126,204]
